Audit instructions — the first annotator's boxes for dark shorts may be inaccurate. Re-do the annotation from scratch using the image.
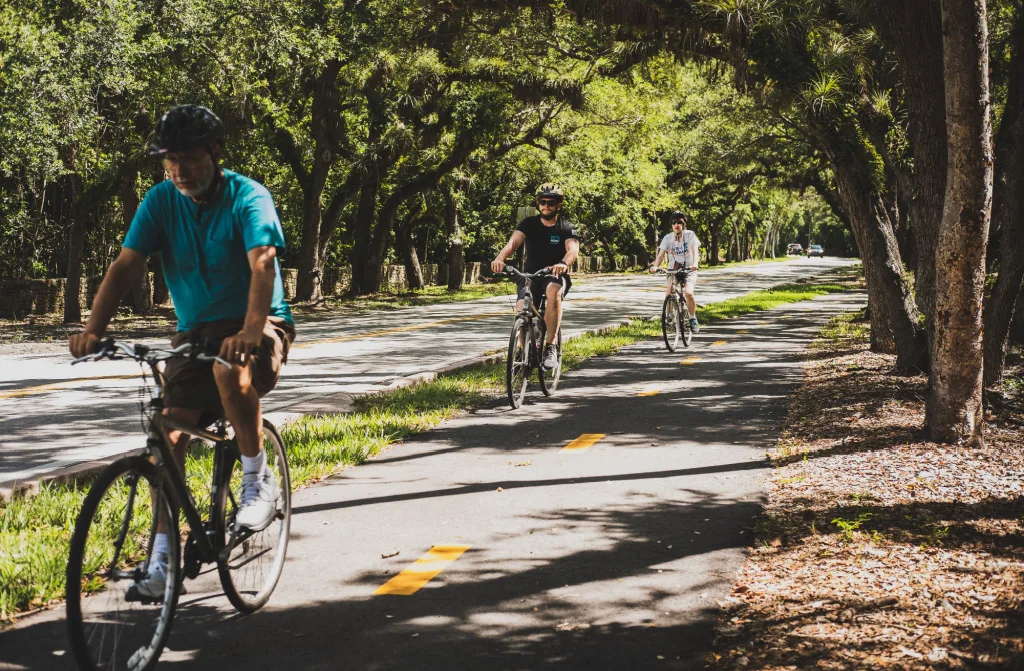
[163,317,296,415]
[516,274,572,306]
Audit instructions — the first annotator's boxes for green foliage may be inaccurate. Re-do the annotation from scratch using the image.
[0,0,858,289]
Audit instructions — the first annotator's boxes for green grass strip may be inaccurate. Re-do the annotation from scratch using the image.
[0,275,856,623]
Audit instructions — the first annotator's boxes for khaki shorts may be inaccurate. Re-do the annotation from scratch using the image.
[163,317,295,415]
[666,268,697,294]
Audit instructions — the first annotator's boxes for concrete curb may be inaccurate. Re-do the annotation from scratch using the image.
[0,317,644,501]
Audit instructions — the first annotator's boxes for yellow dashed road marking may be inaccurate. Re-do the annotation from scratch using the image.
[562,433,605,451]
[294,312,508,348]
[711,340,728,346]
[637,390,660,397]
[375,545,471,596]
[0,373,141,400]
[679,357,701,365]
[737,330,749,334]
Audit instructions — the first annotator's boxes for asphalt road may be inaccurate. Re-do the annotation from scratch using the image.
[0,257,855,489]
[0,289,866,670]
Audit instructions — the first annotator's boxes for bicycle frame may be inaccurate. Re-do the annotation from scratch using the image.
[517,276,548,323]
[131,355,248,567]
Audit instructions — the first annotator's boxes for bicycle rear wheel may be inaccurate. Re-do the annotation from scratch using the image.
[662,295,681,352]
[216,419,291,613]
[539,328,562,396]
[506,318,530,408]
[66,457,180,671]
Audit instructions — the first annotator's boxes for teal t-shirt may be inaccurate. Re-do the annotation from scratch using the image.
[124,169,295,331]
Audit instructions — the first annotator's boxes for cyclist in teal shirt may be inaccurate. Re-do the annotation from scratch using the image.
[70,105,295,599]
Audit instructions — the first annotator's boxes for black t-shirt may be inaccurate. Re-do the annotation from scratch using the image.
[515,215,579,273]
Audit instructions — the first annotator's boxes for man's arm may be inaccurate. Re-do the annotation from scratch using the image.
[690,241,700,271]
[219,245,277,363]
[491,231,527,273]
[552,238,579,277]
[69,248,147,357]
[651,249,667,271]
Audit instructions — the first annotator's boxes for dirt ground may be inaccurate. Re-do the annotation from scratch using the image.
[706,314,1024,670]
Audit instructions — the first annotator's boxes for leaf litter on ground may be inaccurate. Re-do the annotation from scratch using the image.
[706,311,1024,670]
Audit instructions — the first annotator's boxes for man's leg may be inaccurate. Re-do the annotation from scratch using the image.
[684,290,697,318]
[544,281,563,344]
[131,407,201,597]
[213,362,261,458]
[214,360,280,530]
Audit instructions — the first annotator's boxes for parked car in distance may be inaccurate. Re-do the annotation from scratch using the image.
[807,244,824,258]
[787,243,803,255]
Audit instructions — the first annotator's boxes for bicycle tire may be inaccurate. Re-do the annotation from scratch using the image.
[539,328,563,396]
[662,295,681,352]
[216,419,291,613]
[681,303,693,348]
[506,318,530,408]
[66,456,180,671]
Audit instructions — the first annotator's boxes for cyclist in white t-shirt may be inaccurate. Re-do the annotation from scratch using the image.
[650,210,700,333]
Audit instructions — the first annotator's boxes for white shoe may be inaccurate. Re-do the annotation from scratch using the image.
[235,467,280,531]
[125,555,168,601]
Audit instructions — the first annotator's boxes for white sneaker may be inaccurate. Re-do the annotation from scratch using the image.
[235,467,280,531]
[125,555,168,601]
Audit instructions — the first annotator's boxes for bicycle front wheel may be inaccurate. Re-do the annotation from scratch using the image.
[539,328,562,396]
[216,419,291,613]
[506,318,530,409]
[662,295,681,352]
[681,306,693,347]
[66,457,180,671]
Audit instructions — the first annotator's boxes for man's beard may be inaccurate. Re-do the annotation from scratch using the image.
[175,171,215,199]
[540,208,559,221]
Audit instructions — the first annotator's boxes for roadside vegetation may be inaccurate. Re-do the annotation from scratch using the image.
[0,276,857,623]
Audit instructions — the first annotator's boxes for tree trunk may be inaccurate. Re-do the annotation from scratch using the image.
[294,60,342,303]
[119,170,152,313]
[830,152,925,371]
[445,187,465,291]
[396,203,426,291]
[926,0,993,446]
[63,173,86,324]
[709,219,721,265]
[873,0,948,324]
[349,177,381,296]
[982,14,1024,386]
[152,255,169,305]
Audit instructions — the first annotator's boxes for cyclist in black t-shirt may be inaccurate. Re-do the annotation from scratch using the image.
[491,182,580,370]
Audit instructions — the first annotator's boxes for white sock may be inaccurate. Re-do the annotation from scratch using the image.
[241,451,266,478]
[151,533,169,574]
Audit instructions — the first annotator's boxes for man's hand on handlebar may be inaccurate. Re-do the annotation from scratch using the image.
[550,263,568,277]
[69,331,101,359]
[491,259,505,274]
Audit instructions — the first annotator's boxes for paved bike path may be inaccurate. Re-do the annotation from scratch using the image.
[0,290,866,670]
[0,258,855,489]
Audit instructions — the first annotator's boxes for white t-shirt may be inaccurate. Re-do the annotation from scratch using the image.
[659,230,700,268]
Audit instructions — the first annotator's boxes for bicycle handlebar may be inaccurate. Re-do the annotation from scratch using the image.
[653,267,691,277]
[72,339,233,368]
[497,264,554,280]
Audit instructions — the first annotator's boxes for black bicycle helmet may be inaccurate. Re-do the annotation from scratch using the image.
[670,210,687,223]
[149,105,224,156]
[535,182,565,201]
